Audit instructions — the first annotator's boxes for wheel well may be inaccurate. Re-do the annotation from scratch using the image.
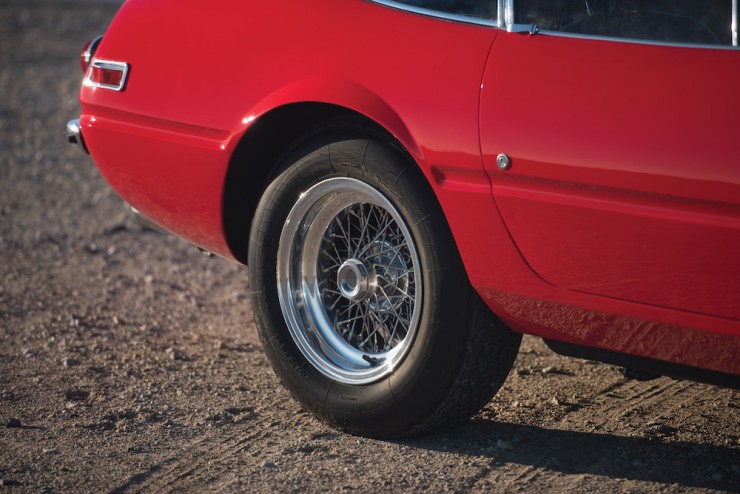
[223,103,390,263]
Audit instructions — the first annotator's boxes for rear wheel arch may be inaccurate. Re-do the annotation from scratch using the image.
[223,103,352,264]
[222,104,429,265]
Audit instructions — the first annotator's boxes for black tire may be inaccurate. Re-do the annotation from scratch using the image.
[248,119,521,437]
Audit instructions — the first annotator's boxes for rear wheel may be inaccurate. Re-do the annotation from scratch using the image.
[248,121,521,437]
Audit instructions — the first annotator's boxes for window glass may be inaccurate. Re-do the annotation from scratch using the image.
[522,0,732,45]
[384,0,496,21]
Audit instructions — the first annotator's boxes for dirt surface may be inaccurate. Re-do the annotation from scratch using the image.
[1,4,738,493]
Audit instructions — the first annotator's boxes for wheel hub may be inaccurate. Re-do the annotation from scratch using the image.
[337,259,375,301]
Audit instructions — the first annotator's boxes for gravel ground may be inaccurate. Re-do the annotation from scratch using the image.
[1,3,738,493]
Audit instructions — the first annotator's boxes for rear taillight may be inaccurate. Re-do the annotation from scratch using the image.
[80,35,103,73]
[85,60,129,91]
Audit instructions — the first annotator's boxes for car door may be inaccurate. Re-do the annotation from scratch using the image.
[480,0,740,321]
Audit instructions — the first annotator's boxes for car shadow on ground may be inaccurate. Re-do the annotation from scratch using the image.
[403,420,739,491]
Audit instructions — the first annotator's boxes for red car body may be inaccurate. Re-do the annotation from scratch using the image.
[74,0,739,389]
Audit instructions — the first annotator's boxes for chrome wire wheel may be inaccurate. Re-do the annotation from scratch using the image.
[277,177,422,385]
[251,128,522,437]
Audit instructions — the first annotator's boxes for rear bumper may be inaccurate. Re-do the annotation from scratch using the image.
[65,118,88,154]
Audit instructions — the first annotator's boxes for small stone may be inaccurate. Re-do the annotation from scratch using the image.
[496,439,511,450]
[62,357,80,368]
[65,388,90,402]
[541,366,554,374]
[0,390,16,401]
[550,397,560,406]
[262,462,277,469]
[7,418,22,428]
[657,425,677,435]
[42,448,58,454]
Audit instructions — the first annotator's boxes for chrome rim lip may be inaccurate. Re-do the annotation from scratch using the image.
[277,177,422,385]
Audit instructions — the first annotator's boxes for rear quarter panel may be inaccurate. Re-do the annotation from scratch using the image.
[80,0,497,260]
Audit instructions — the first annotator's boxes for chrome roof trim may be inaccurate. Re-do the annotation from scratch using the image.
[504,0,514,27]
[366,0,738,49]
[733,0,738,46]
[497,0,505,28]
[367,0,497,27]
[536,29,740,51]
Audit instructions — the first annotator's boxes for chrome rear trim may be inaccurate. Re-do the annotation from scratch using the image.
[65,119,88,154]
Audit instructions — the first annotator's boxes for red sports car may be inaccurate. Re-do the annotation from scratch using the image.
[67,0,740,437]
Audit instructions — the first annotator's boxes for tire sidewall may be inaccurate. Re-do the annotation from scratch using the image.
[249,132,471,436]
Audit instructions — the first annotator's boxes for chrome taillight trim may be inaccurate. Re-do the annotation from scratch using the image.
[84,60,129,91]
[81,35,103,72]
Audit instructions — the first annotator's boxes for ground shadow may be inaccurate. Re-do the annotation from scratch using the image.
[403,420,739,491]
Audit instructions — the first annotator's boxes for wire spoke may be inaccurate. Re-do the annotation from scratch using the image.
[377,285,411,330]
[377,278,414,301]
[336,310,367,326]
[363,244,408,260]
[316,197,417,358]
